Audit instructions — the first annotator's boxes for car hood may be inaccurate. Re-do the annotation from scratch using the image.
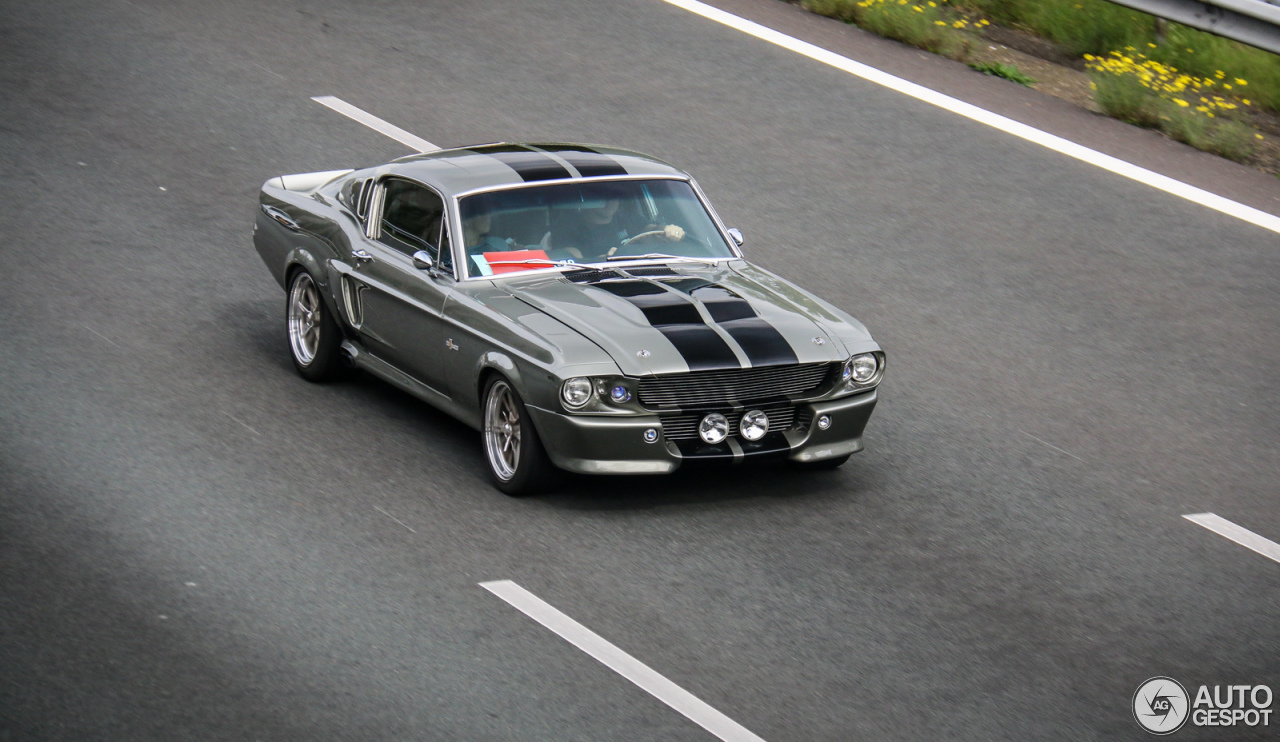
[502,260,876,377]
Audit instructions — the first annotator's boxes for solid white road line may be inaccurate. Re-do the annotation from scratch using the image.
[661,0,1280,237]
[311,96,440,153]
[1184,513,1280,565]
[480,580,767,742]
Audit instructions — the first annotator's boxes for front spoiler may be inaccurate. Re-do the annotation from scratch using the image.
[527,389,877,475]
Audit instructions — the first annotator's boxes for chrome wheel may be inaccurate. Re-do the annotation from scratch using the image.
[484,379,522,482]
[288,272,323,366]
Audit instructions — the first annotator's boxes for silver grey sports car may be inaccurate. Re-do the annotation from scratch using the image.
[254,143,883,495]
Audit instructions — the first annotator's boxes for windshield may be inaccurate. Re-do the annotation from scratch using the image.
[457,179,735,277]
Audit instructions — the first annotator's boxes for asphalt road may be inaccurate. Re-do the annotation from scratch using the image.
[2,0,1279,739]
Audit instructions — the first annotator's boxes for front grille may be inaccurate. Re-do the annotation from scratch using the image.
[637,363,833,409]
[661,406,798,441]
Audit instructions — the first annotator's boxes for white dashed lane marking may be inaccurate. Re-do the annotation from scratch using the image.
[480,580,768,742]
[1185,513,1280,565]
[311,96,439,153]
[661,0,1280,237]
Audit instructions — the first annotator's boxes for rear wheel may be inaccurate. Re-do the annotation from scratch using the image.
[287,269,345,381]
[482,376,560,496]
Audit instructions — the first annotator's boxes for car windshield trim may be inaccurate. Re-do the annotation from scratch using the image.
[457,177,736,279]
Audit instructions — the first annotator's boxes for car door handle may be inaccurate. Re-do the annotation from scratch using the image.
[261,204,301,232]
[351,249,373,264]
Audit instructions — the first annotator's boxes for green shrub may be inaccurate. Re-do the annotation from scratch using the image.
[803,0,974,60]
[1090,70,1163,126]
[800,0,858,23]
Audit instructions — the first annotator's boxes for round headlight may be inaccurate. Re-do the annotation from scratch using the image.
[739,410,769,441]
[698,413,729,444]
[561,377,593,408]
[850,353,878,383]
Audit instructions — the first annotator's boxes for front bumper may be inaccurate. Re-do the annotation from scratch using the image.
[526,389,878,475]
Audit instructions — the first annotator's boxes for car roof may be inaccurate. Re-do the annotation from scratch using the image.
[382,143,688,196]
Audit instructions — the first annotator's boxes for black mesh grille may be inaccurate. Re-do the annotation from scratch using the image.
[637,363,834,409]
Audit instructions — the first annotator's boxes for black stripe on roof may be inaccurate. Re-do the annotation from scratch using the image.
[543,145,629,177]
[468,144,572,182]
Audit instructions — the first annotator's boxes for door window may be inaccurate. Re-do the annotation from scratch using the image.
[377,179,444,259]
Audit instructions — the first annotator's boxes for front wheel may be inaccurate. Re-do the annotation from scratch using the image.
[287,269,345,381]
[482,377,561,496]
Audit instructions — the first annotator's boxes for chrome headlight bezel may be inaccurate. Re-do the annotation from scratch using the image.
[558,376,642,414]
[840,351,884,391]
[561,377,594,409]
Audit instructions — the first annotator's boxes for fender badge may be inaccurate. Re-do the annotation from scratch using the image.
[637,349,651,358]
[446,338,460,351]
[812,337,826,346]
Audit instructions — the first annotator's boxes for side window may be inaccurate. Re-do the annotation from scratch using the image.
[377,179,444,258]
[356,179,374,219]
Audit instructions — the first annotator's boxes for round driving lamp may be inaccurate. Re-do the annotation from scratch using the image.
[561,377,593,408]
[609,385,631,403]
[739,410,769,441]
[698,413,729,444]
[850,353,878,383]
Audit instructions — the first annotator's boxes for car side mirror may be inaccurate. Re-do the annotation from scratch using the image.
[727,228,744,247]
[412,250,435,273]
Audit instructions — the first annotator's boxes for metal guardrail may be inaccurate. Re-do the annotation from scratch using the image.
[1103,0,1280,54]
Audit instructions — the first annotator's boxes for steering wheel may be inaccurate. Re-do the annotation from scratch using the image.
[621,224,686,246]
[620,229,667,246]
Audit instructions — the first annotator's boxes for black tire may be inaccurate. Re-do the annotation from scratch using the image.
[481,375,561,496]
[286,269,346,382]
[791,454,851,471]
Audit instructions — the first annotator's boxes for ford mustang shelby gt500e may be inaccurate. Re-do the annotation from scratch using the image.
[254,143,883,494]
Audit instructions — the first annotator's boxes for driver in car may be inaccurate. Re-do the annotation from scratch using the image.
[548,193,684,262]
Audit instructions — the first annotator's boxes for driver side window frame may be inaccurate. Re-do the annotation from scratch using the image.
[368,177,445,257]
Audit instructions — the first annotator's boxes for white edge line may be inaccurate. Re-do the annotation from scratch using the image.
[1184,513,1280,565]
[311,96,440,153]
[661,0,1280,237]
[479,580,767,742]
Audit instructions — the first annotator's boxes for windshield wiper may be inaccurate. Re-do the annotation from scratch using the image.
[605,253,718,267]
[484,258,578,269]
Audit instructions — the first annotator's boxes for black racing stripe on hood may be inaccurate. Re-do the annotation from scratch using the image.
[468,144,572,182]
[543,145,629,177]
[666,280,800,368]
[591,280,741,371]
